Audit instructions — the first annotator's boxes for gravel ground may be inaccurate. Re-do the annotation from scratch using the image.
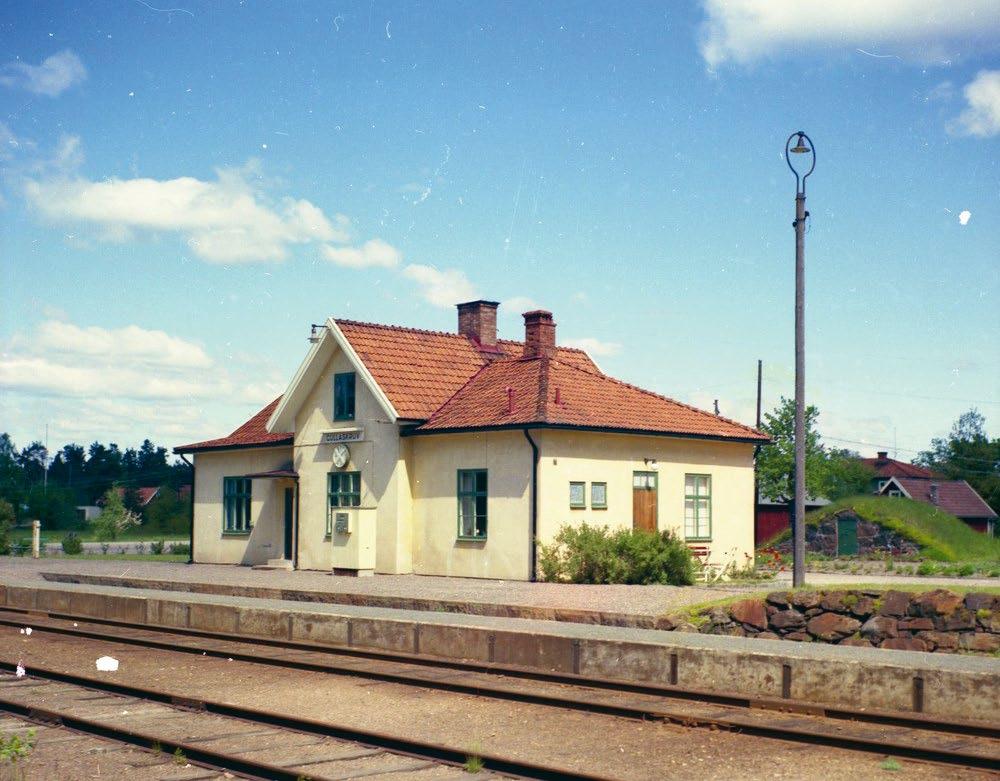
[0,558,748,617]
[4,628,992,781]
[0,627,995,781]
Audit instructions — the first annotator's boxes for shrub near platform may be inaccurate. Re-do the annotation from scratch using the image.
[538,524,695,586]
[685,588,1000,655]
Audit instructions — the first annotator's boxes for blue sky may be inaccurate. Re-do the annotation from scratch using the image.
[1,1,998,460]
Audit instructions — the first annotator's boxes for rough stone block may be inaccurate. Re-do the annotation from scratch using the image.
[146,599,189,628]
[959,633,1000,653]
[416,624,492,662]
[916,631,959,651]
[770,609,805,631]
[350,618,415,653]
[493,630,573,672]
[964,592,997,612]
[237,608,290,640]
[791,591,821,610]
[730,599,767,630]
[878,590,912,617]
[289,612,349,646]
[766,591,791,607]
[5,586,38,610]
[860,615,897,641]
[898,617,933,631]
[189,603,238,633]
[35,590,72,613]
[880,637,928,652]
[914,589,963,617]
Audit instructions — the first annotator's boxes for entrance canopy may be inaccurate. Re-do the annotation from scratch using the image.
[244,468,298,479]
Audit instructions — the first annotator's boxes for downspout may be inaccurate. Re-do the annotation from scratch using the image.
[522,429,539,581]
[178,453,195,565]
[293,477,300,570]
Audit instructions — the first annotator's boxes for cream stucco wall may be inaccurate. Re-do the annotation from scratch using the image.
[533,430,756,570]
[192,447,294,566]
[410,430,532,580]
[292,347,411,574]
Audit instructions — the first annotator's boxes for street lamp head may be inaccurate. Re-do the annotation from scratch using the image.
[790,133,811,154]
[785,130,816,195]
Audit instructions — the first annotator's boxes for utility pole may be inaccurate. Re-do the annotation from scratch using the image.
[753,359,763,546]
[785,132,815,589]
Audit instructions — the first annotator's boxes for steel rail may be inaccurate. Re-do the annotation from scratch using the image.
[2,606,994,742]
[0,662,618,781]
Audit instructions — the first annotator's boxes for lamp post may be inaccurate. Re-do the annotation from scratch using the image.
[785,131,814,589]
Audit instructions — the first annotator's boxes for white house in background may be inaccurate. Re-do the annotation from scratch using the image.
[175,301,767,580]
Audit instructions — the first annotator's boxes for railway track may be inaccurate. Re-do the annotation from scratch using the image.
[0,666,613,781]
[3,606,998,773]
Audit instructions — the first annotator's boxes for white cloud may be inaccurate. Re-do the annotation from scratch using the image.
[959,210,972,225]
[402,264,478,308]
[501,296,539,314]
[0,318,286,450]
[0,50,87,96]
[948,70,1000,138]
[24,162,353,263]
[561,337,621,357]
[699,1,1000,68]
[322,238,401,269]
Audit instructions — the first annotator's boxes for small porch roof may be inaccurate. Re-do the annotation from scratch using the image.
[244,468,299,479]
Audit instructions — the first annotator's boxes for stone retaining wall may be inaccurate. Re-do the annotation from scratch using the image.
[689,588,999,654]
[771,511,921,557]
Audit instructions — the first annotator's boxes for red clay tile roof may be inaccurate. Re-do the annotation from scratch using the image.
[416,356,768,442]
[175,397,293,453]
[861,456,941,479]
[889,477,997,519]
[335,319,598,420]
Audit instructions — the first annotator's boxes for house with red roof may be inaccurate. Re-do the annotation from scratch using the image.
[175,301,768,579]
[864,452,996,536]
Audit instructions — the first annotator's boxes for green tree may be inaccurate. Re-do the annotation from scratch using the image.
[0,498,14,555]
[825,448,876,501]
[145,487,191,535]
[91,488,140,541]
[24,486,78,530]
[917,409,1000,514]
[756,397,830,505]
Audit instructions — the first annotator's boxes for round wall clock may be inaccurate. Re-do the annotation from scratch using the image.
[332,443,350,468]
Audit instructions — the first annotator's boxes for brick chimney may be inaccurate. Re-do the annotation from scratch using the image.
[523,310,555,358]
[457,300,499,348]
[876,451,889,462]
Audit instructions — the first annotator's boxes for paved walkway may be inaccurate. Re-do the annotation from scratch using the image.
[1,558,744,618]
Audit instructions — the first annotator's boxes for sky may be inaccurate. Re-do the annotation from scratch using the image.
[1,1,998,463]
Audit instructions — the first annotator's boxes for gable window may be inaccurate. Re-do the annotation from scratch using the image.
[591,482,607,510]
[457,469,487,539]
[887,489,902,497]
[334,372,356,421]
[327,471,361,535]
[684,474,711,541]
[569,481,586,509]
[223,477,252,534]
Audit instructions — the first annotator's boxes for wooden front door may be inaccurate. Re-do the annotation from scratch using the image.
[632,472,658,532]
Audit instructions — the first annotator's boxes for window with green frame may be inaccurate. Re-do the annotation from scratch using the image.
[457,469,487,539]
[684,474,711,540]
[591,482,607,509]
[333,372,356,421]
[327,471,361,534]
[569,481,586,509]
[222,477,252,534]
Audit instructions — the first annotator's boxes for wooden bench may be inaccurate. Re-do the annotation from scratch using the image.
[687,544,723,582]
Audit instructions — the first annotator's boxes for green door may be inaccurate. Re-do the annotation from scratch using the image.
[837,517,858,556]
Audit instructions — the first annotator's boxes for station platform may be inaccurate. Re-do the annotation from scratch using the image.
[2,558,747,628]
[2,572,997,723]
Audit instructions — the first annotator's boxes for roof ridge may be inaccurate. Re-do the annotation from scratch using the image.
[547,358,764,437]
[335,319,589,355]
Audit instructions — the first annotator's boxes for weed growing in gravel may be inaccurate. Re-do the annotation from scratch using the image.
[880,757,902,772]
[0,729,36,781]
[150,740,162,754]
[173,747,186,765]
[463,755,484,773]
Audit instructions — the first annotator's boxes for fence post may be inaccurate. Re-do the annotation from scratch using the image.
[32,520,41,558]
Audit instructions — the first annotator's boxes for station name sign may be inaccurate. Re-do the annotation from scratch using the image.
[321,428,364,445]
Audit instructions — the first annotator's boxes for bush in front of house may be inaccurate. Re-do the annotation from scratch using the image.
[60,532,83,555]
[538,523,695,586]
[168,542,190,556]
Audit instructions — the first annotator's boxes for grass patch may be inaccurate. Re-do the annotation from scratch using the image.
[880,757,902,772]
[47,553,188,562]
[763,495,1000,563]
[12,527,188,544]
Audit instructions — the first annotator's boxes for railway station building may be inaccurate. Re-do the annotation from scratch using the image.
[176,301,767,580]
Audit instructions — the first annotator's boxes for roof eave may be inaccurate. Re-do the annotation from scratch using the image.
[404,421,768,445]
[173,439,294,455]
